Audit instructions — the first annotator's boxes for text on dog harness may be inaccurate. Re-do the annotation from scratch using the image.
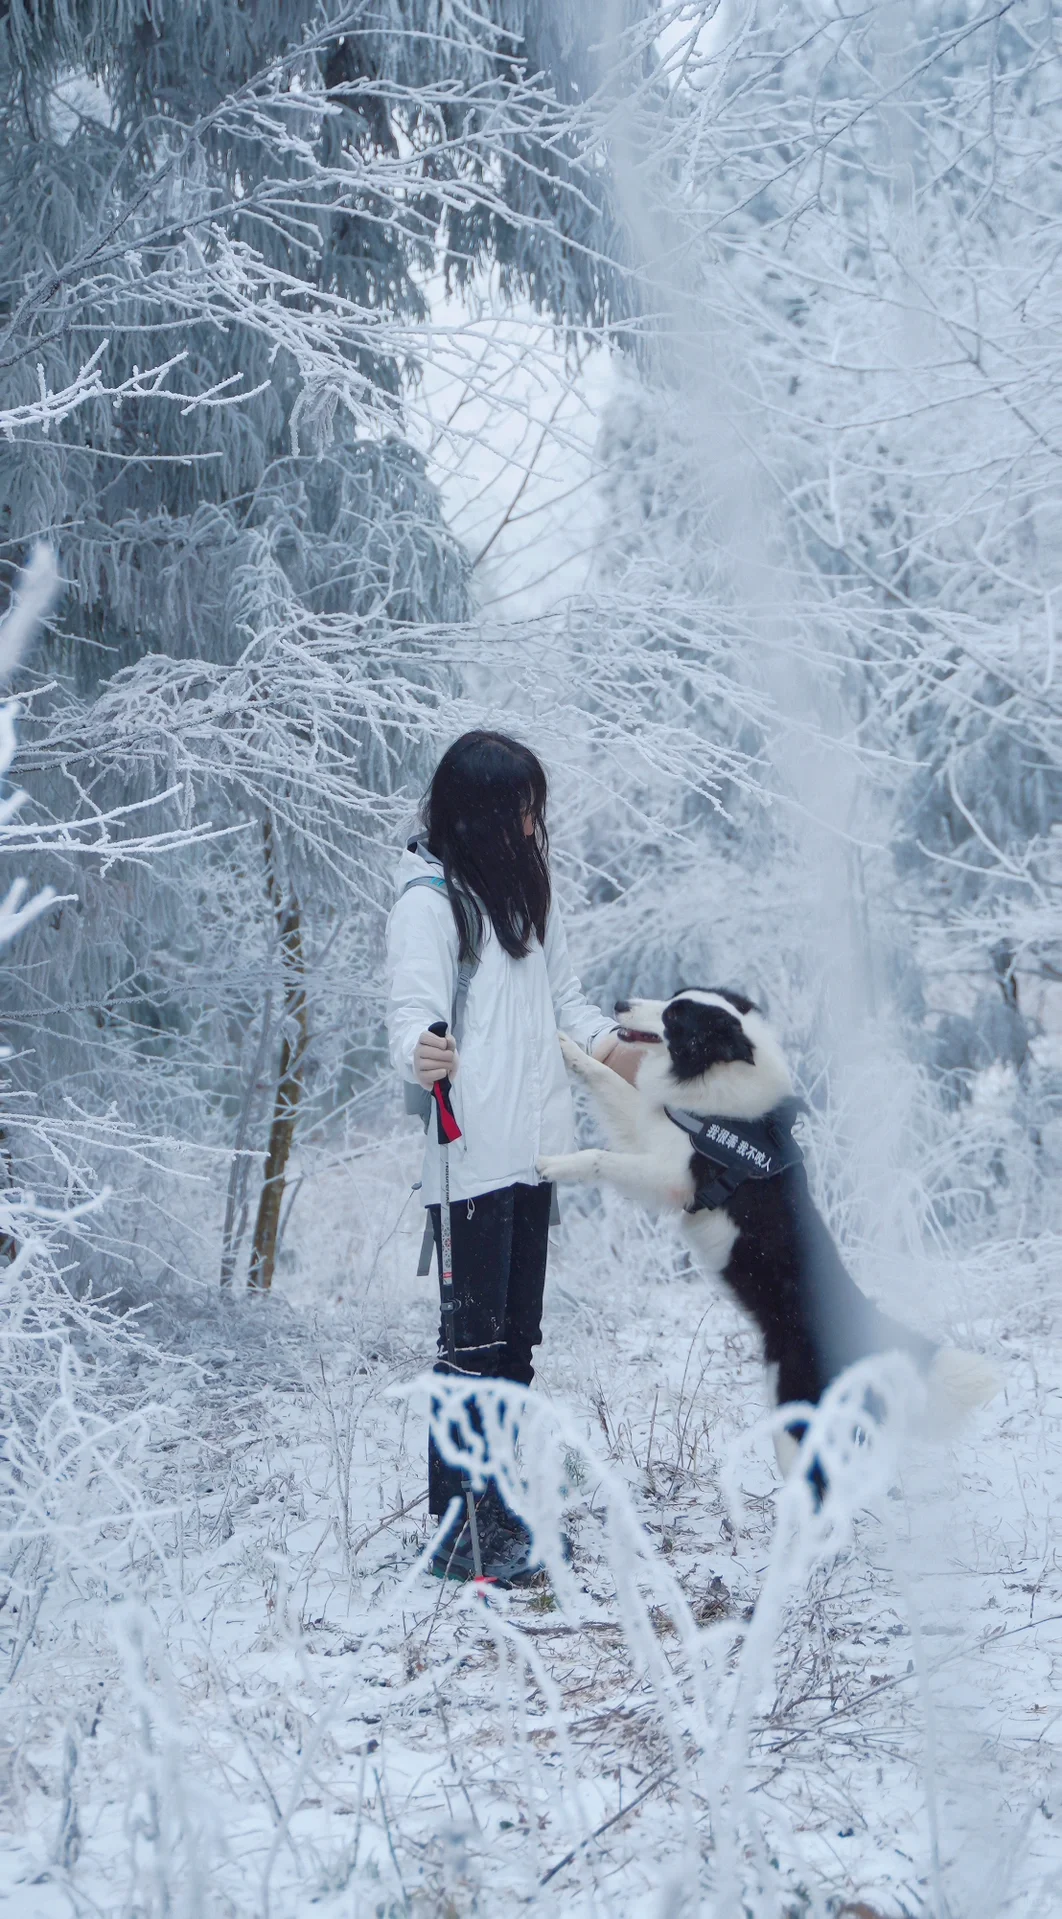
[664,1096,807,1213]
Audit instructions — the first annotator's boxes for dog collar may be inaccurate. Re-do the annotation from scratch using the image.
[664,1096,807,1213]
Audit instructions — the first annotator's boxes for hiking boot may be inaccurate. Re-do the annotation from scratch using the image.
[429,1503,543,1586]
[474,1482,576,1568]
[487,1493,574,1567]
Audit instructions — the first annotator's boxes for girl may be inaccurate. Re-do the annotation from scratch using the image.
[387,731,641,1582]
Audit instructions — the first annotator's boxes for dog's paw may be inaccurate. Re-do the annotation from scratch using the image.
[556,1032,584,1071]
[537,1151,595,1184]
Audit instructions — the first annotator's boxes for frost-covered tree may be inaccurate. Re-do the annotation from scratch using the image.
[0,1,641,1285]
[576,4,1062,1041]
[529,0,1062,1257]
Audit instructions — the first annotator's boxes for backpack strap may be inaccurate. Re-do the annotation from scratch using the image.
[451,956,475,1048]
[398,872,449,901]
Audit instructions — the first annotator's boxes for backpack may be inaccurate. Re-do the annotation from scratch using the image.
[397,873,479,1129]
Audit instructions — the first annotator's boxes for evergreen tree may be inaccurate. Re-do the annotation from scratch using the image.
[0,1,639,1285]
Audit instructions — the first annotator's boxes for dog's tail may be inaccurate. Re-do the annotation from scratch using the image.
[924,1346,1001,1436]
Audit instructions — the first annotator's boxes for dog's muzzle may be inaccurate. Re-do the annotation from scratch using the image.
[614,1000,662,1046]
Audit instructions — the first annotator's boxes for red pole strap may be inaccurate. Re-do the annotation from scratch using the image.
[432,1077,462,1143]
[427,1020,463,1144]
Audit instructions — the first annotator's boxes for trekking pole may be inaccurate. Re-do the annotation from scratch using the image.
[428,1019,484,1580]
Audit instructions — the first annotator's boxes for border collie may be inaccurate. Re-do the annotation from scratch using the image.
[538,989,998,1484]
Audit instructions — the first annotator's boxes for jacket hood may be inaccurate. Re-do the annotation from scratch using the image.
[393,838,444,899]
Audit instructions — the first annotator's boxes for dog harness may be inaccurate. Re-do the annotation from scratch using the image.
[664,1096,808,1213]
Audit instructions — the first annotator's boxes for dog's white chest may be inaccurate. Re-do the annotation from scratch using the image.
[682,1204,739,1274]
[634,1108,699,1205]
[635,1105,688,1162]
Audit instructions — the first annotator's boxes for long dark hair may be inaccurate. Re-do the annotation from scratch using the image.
[422,731,551,962]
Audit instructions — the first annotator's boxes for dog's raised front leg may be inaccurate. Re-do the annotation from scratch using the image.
[536,1149,602,1187]
[537,1148,692,1213]
[557,1033,641,1149]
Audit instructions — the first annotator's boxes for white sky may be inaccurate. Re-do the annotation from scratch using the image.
[408,287,617,623]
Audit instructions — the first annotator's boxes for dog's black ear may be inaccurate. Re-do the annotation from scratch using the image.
[674,985,764,1017]
[711,987,761,1017]
[663,997,755,1080]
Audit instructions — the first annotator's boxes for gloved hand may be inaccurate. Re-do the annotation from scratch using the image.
[592,1029,646,1084]
[414,1027,459,1090]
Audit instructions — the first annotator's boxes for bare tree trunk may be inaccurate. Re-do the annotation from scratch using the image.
[220,989,273,1287]
[0,1129,18,1265]
[248,817,308,1293]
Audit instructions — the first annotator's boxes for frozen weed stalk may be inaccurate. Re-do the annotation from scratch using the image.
[414,1356,948,1916]
[113,1604,214,1919]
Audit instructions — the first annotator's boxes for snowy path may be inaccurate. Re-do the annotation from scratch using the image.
[2,1131,1059,1917]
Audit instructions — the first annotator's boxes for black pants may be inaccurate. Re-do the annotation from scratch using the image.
[426,1180,552,1518]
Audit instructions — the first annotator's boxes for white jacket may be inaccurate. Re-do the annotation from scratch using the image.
[386,841,617,1205]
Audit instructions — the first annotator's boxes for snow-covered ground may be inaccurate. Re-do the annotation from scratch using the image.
[2,1107,1058,1917]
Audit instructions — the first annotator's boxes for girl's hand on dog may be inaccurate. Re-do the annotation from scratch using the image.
[556,1029,646,1083]
[414,1028,458,1088]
